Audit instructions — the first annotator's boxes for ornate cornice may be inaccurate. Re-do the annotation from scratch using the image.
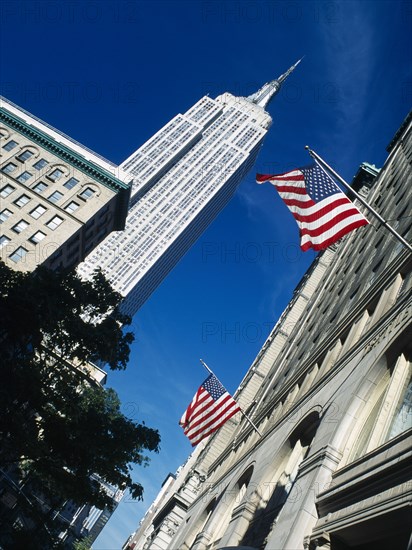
[0,107,129,193]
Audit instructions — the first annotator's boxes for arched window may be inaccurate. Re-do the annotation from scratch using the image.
[182,497,218,550]
[207,466,254,548]
[387,375,412,440]
[240,412,320,549]
[348,330,411,463]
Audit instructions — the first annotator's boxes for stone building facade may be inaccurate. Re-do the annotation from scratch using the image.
[0,96,130,272]
[123,113,412,550]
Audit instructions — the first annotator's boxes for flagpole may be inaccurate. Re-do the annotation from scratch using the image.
[199,358,213,375]
[305,146,412,254]
[200,359,262,437]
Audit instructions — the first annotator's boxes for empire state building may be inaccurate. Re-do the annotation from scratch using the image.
[77,61,301,316]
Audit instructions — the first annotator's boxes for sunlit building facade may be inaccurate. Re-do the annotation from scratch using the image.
[122,113,412,550]
[0,97,131,272]
[77,61,301,317]
[71,477,124,545]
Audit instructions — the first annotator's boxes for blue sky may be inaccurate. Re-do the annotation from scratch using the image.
[1,0,411,548]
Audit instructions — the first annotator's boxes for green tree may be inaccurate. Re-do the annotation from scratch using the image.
[73,535,93,550]
[0,262,160,545]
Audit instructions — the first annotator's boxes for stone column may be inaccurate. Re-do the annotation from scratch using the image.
[191,530,212,550]
[218,500,257,548]
[266,445,341,550]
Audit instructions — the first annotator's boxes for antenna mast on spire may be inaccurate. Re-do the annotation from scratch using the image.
[248,58,303,109]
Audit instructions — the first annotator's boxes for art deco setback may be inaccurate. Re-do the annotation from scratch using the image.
[78,62,301,317]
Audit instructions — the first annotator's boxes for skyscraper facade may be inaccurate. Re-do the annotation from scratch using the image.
[77,61,301,316]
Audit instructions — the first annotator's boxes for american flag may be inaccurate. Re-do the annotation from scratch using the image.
[256,163,369,251]
[180,373,241,446]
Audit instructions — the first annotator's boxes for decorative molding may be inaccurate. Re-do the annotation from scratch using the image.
[0,108,129,193]
[298,444,342,478]
[363,301,411,355]
[162,517,180,537]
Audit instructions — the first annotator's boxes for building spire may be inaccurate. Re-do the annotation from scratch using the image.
[248,58,303,109]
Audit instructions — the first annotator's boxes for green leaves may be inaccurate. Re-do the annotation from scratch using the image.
[0,263,134,370]
[0,261,160,545]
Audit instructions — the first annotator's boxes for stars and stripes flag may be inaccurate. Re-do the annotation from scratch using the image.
[256,163,369,251]
[180,373,241,446]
